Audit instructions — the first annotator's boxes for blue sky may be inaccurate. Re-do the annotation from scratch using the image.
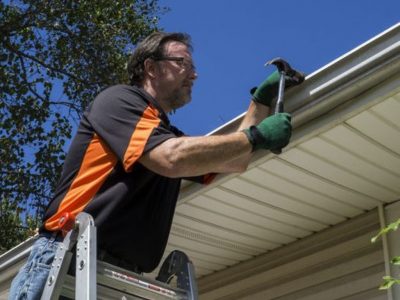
[157,0,400,136]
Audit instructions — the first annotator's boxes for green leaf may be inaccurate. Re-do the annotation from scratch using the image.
[379,276,396,290]
[391,256,400,265]
[372,218,400,243]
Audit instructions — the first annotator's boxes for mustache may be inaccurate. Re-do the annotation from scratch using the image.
[182,81,193,88]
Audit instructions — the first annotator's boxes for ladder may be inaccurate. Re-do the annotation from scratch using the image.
[40,212,198,300]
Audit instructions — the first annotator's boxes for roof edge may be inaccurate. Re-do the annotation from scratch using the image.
[179,22,400,202]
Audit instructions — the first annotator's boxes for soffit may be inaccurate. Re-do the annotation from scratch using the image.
[161,23,400,279]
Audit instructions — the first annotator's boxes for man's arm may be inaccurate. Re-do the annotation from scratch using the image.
[226,100,271,168]
[239,100,272,131]
[139,102,293,178]
[139,70,297,178]
[139,131,252,178]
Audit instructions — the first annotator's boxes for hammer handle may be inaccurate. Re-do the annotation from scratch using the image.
[271,71,286,155]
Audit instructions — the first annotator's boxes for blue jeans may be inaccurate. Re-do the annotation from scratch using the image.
[8,234,62,300]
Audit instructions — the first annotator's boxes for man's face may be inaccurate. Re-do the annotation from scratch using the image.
[155,41,197,111]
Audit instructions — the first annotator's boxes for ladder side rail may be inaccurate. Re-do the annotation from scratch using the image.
[41,211,198,300]
[75,212,97,300]
[156,250,198,300]
[186,262,198,300]
[40,231,76,300]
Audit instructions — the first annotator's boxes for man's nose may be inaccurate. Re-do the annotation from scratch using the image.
[189,69,198,80]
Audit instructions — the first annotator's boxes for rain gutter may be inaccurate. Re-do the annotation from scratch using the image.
[178,22,400,203]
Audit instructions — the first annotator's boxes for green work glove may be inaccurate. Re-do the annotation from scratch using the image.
[251,70,305,107]
[243,113,292,151]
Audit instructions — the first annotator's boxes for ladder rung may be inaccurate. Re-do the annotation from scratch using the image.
[59,261,189,300]
[97,261,188,299]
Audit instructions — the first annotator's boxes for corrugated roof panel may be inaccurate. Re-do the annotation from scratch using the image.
[170,224,264,257]
[258,159,380,209]
[172,213,278,248]
[348,110,400,154]
[241,168,363,217]
[164,244,238,266]
[167,93,400,279]
[281,148,393,201]
[167,235,253,261]
[205,188,312,237]
[301,137,400,194]
[222,177,341,225]
[371,95,400,123]
[177,202,286,248]
[188,196,298,244]
[321,124,400,177]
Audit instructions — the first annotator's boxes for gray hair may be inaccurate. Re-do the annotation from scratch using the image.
[127,32,193,86]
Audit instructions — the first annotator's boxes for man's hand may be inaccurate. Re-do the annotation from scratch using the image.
[251,70,305,107]
[243,113,292,151]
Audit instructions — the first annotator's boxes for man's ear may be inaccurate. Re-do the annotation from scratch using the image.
[144,58,158,79]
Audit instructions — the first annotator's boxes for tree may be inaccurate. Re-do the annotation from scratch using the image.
[0,0,166,249]
[0,198,36,254]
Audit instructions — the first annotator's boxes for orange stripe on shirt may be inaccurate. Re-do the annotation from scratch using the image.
[123,105,161,172]
[45,134,117,231]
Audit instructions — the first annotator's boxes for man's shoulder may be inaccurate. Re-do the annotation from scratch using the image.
[95,84,148,105]
[99,84,141,97]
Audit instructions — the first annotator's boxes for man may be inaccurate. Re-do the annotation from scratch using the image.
[9,32,298,299]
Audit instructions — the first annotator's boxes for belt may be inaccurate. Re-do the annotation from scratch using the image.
[98,249,142,274]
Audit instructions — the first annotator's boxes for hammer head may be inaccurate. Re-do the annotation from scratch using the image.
[265,57,305,84]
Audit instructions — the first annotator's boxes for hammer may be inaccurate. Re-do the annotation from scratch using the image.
[265,57,305,154]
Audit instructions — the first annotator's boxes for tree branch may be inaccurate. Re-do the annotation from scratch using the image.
[18,55,48,103]
[4,39,91,85]
[49,100,81,117]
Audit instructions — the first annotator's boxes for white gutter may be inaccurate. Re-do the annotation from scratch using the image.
[178,22,400,203]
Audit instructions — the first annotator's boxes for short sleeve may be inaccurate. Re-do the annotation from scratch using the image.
[87,85,176,172]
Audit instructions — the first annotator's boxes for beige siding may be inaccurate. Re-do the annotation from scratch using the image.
[198,210,387,300]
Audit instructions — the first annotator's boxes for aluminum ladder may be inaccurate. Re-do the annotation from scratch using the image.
[40,212,198,300]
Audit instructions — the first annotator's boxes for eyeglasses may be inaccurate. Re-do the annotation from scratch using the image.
[154,56,196,72]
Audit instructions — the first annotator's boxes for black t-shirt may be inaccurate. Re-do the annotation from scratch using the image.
[41,85,188,272]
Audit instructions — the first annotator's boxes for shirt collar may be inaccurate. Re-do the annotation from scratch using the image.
[132,85,171,126]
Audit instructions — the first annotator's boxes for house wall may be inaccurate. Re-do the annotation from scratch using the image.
[198,209,389,300]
